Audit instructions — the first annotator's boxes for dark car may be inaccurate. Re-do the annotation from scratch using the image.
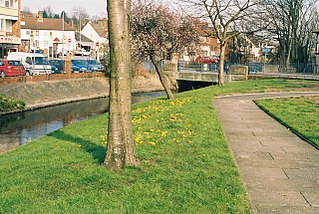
[49,59,64,74]
[50,59,81,74]
[0,60,26,78]
[71,59,88,73]
[87,59,105,72]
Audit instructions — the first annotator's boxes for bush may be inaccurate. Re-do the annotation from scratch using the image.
[0,94,25,113]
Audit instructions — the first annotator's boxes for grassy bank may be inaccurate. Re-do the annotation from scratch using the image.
[0,94,25,113]
[0,79,318,213]
[256,96,319,147]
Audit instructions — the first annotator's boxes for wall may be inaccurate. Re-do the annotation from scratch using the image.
[0,75,164,109]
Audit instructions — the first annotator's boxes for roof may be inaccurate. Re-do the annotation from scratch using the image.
[90,20,107,38]
[75,32,93,43]
[21,17,74,31]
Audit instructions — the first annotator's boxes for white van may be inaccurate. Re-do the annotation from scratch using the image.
[7,52,52,76]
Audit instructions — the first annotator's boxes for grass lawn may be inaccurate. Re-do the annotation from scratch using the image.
[0,79,318,213]
[256,96,319,147]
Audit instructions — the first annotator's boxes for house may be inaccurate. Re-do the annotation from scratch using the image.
[0,0,21,58]
[81,19,108,60]
[20,11,76,58]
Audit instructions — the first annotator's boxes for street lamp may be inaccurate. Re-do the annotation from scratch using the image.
[74,7,81,52]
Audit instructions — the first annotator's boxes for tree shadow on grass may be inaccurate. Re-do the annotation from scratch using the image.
[48,130,106,164]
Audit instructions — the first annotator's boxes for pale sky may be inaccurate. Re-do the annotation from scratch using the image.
[21,0,107,18]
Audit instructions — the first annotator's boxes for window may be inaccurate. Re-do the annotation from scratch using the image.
[0,19,4,31]
[35,30,39,36]
[5,20,12,32]
[26,57,32,64]
[5,0,9,7]
[35,40,39,49]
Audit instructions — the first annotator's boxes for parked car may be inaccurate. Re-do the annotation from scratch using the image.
[0,60,26,78]
[74,48,90,56]
[87,59,105,72]
[195,56,219,64]
[71,59,88,73]
[49,59,64,74]
[7,52,52,76]
[49,59,81,74]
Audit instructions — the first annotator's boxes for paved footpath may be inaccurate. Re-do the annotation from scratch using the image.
[213,92,319,214]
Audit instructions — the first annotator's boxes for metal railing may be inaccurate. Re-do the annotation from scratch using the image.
[178,61,319,76]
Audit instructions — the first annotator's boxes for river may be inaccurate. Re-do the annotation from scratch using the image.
[0,91,166,153]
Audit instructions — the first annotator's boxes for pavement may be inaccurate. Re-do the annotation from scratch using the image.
[213,92,319,214]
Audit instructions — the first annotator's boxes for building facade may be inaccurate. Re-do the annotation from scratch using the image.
[0,0,21,58]
[81,19,108,60]
[20,12,76,58]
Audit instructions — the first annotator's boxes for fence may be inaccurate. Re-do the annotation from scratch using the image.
[178,61,319,75]
[0,72,106,85]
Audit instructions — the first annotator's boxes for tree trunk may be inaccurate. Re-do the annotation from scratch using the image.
[105,0,138,170]
[218,43,226,86]
[150,56,174,99]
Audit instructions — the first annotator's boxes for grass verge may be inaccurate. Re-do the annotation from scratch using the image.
[256,96,319,147]
[0,79,318,213]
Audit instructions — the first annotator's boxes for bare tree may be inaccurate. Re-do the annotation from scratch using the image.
[71,6,90,31]
[104,0,139,170]
[22,7,32,13]
[131,1,201,98]
[43,6,55,18]
[178,0,259,85]
[263,0,319,64]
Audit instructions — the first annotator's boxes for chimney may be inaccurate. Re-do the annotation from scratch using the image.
[37,11,43,22]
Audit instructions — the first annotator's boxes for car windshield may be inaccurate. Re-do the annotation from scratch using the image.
[72,60,88,66]
[88,60,99,65]
[8,61,23,66]
[34,57,49,65]
[50,60,62,66]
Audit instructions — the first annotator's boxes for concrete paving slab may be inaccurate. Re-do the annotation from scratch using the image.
[301,191,319,207]
[283,168,319,179]
[241,167,289,180]
[245,177,319,192]
[255,205,319,214]
[249,190,309,206]
[213,92,319,214]
[281,146,318,154]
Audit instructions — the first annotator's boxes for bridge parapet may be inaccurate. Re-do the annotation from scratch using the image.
[177,70,228,84]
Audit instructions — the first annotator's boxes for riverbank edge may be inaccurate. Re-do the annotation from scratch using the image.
[0,74,165,116]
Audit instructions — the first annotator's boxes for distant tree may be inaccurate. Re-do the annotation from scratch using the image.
[262,0,319,64]
[22,6,32,13]
[42,10,48,18]
[71,6,90,31]
[178,0,260,85]
[131,1,201,99]
[43,6,54,18]
[104,0,139,170]
[53,14,60,19]
[60,11,71,24]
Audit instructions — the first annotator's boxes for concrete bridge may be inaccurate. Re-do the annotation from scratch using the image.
[176,71,220,83]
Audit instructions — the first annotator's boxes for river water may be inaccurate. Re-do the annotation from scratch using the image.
[0,91,166,153]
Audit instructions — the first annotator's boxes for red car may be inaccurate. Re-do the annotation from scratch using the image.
[0,60,26,78]
[195,56,219,64]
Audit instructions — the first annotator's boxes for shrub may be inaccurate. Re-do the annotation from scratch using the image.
[0,94,25,113]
